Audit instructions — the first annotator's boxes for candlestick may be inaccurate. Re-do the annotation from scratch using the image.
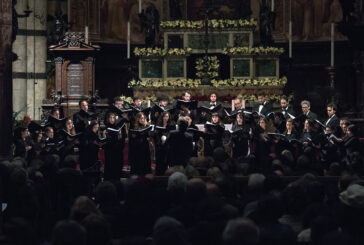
[289,21,292,58]
[85,26,89,44]
[139,0,142,13]
[271,0,274,11]
[67,0,71,23]
[330,23,335,67]
[127,21,130,59]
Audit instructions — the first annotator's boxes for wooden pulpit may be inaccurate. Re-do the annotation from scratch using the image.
[49,32,100,117]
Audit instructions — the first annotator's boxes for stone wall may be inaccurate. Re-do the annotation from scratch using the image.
[12,0,47,120]
[0,0,13,158]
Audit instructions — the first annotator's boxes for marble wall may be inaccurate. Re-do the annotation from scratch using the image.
[12,0,47,120]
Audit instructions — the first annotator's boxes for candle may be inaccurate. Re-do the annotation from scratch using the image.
[85,26,89,44]
[147,100,151,121]
[231,100,235,111]
[242,99,245,109]
[67,0,71,22]
[331,23,335,67]
[127,21,130,59]
[271,0,274,11]
[289,21,292,58]
[139,0,142,13]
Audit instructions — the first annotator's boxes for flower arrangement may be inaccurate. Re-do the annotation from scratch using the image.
[128,79,202,88]
[160,19,258,30]
[134,47,192,57]
[128,77,287,88]
[119,95,133,105]
[210,77,287,87]
[195,56,220,79]
[236,93,294,102]
[222,46,285,56]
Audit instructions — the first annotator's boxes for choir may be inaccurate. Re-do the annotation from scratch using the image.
[13,92,362,178]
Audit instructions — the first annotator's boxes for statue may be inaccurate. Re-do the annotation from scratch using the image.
[338,0,356,24]
[259,2,275,46]
[48,9,71,45]
[139,5,160,47]
[11,0,32,61]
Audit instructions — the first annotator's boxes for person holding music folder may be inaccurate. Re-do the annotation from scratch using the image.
[252,93,272,116]
[300,119,318,146]
[203,112,225,156]
[164,117,193,167]
[185,115,200,157]
[325,103,340,134]
[14,126,34,161]
[300,100,317,120]
[58,118,80,161]
[198,92,222,124]
[154,111,177,175]
[105,97,131,125]
[31,130,45,157]
[232,98,244,112]
[129,112,153,175]
[151,94,171,123]
[42,126,62,155]
[253,117,272,170]
[73,100,92,133]
[82,121,105,170]
[283,118,298,141]
[104,112,126,181]
[230,113,252,159]
[46,107,66,136]
[272,118,300,156]
[342,124,362,156]
[130,96,151,124]
[174,91,198,121]
[280,96,295,119]
[267,111,286,134]
[14,114,41,138]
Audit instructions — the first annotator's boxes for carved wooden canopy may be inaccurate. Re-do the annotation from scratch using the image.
[49,32,100,51]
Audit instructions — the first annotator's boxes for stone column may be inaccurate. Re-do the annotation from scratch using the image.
[12,0,47,120]
[0,0,13,159]
[12,0,27,117]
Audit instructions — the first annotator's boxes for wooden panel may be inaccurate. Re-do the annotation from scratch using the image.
[61,60,71,95]
[66,63,84,96]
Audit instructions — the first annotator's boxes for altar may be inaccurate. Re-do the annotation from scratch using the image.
[131,19,288,105]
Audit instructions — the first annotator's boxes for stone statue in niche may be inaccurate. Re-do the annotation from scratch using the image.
[11,0,32,61]
[259,1,275,46]
[139,5,160,47]
[48,9,71,45]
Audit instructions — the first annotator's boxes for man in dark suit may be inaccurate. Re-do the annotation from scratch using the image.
[73,99,90,133]
[198,92,222,123]
[280,96,295,119]
[300,100,317,120]
[105,96,129,125]
[151,94,169,123]
[252,93,272,116]
[325,103,340,133]
[164,117,193,168]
